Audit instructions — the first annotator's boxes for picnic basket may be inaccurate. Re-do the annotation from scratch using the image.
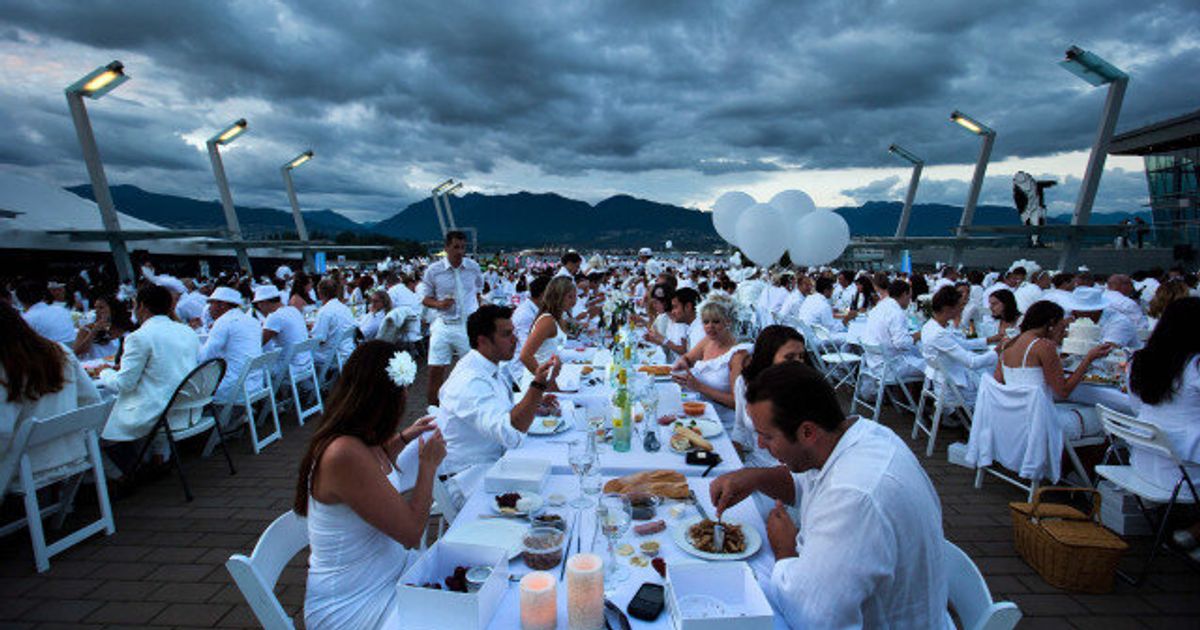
[1009,487,1128,593]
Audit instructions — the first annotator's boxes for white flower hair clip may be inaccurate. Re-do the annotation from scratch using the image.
[386,350,417,388]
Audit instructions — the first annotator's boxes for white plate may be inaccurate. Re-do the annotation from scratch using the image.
[490,491,544,517]
[672,417,722,438]
[442,519,528,558]
[671,516,761,561]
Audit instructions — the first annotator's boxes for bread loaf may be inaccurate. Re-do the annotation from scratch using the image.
[674,426,713,452]
[603,469,689,499]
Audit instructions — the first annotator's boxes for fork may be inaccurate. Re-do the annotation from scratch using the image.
[689,490,725,552]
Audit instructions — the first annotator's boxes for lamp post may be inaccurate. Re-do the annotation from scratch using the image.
[949,111,995,265]
[431,179,454,237]
[1058,45,1129,269]
[206,119,252,274]
[65,61,135,284]
[888,144,924,239]
[440,182,464,230]
[282,149,315,271]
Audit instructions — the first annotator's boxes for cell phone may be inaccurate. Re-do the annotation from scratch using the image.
[626,583,665,621]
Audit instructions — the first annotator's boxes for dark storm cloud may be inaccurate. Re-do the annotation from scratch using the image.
[1,0,1196,219]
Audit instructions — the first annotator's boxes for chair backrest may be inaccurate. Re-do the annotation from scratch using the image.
[944,539,1021,630]
[288,338,319,373]
[1096,404,1181,465]
[162,359,226,428]
[242,350,281,396]
[0,399,116,493]
[226,511,309,630]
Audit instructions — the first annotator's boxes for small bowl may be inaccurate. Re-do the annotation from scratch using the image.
[628,493,661,521]
[521,526,565,571]
[465,566,492,592]
[640,541,661,557]
[682,402,706,417]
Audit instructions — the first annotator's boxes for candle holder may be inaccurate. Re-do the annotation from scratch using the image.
[519,571,557,630]
[566,553,605,630]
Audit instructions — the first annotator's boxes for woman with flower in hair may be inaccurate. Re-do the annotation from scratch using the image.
[296,340,442,630]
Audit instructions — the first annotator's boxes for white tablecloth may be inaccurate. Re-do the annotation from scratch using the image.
[1065,383,1134,415]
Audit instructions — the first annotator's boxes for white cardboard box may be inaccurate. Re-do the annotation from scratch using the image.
[1098,480,1144,514]
[1100,502,1152,536]
[947,442,971,469]
[483,456,551,494]
[395,541,508,630]
[666,561,774,630]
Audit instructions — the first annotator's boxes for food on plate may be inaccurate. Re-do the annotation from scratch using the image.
[640,541,661,557]
[603,469,689,500]
[630,556,649,567]
[581,366,594,375]
[616,543,635,557]
[673,426,713,452]
[638,365,671,376]
[688,519,746,554]
[668,505,686,519]
[522,527,565,570]
[681,401,706,417]
[634,520,666,536]
[651,557,667,578]
[533,513,566,531]
[657,413,679,426]
[495,492,522,511]
[536,396,561,418]
[541,417,559,428]
[669,434,691,452]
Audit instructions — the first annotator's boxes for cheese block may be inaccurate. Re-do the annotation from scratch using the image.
[603,469,689,500]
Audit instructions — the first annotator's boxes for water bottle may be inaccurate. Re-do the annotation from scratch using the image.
[611,368,632,452]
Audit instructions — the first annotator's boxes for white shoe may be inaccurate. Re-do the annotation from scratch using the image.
[1173,529,1198,550]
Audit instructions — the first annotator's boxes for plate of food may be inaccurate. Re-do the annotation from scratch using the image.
[671,516,761,561]
[668,426,714,453]
[492,491,544,517]
[671,417,722,438]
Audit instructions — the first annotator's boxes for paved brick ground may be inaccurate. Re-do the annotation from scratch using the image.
[1,366,1197,629]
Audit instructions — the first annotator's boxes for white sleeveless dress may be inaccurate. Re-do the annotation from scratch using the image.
[521,313,563,390]
[1001,338,1100,440]
[691,343,751,431]
[305,467,416,630]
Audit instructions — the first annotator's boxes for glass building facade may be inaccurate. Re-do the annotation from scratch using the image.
[1143,148,1199,246]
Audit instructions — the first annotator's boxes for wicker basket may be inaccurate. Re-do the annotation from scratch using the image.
[1009,487,1128,593]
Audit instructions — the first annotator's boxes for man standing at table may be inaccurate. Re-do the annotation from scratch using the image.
[420,230,485,406]
[710,363,951,629]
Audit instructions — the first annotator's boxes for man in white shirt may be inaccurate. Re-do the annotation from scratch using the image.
[778,275,811,322]
[710,363,951,629]
[310,278,356,371]
[650,287,702,356]
[1104,274,1149,332]
[555,251,581,279]
[1014,271,1050,313]
[199,287,263,404]
[832,270,858,311]
[252,285,310,378]
[798,277,855,342]
[1042,272,1076,310]
[420,231,485,406]
[863,280,924,378]
[1067,287,1140,350]
[16,281,76,345]
[439,305,560,493]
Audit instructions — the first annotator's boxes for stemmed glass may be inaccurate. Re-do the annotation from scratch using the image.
[568,437,599,509]
[596,493,632,589]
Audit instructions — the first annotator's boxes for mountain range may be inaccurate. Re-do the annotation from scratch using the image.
[67,184,1149,249]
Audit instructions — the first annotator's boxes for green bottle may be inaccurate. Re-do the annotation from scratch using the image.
[612,367,632,452]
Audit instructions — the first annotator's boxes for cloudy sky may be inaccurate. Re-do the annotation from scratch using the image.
[1,0,1197,223]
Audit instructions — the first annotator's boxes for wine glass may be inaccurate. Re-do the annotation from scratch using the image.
[568,438,598,509]
[596,493,632,588]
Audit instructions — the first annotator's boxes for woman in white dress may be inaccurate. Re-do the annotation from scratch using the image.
[357,290,391,340]
[728,325,810,467]
[993,300,1111,440]
[296,340,442,630]
[672,297,750,431]
[1127,297,1200,560]
[518,276,576,390]
[72,294,133,361]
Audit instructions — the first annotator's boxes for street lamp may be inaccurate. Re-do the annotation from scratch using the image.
[440,182,464,230]
[949,110,996,240]
[1058,45,1129,269]
[887,144,924,239]
[65,61,135,283]
[282,150,315,271]
[206,119,252,274]
[431,179,461,236]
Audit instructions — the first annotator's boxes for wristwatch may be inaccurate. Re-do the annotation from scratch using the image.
[530,380,548,391]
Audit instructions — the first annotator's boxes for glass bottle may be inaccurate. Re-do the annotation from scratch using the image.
[611,367,632,452]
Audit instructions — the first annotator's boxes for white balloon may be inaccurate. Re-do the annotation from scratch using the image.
[789,210,850,267]
[711,191,756,245]
[735,203,788,266]
[769,189,817,223]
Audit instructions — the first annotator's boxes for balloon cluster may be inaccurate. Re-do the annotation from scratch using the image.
[711,190,851,267]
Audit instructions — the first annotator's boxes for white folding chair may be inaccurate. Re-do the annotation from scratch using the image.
[287,339,324,426]
[212,350,283,455]
[944,539,1022,630]
[334,326,358,373]
[226,511,308,630]
[0,399,117,572]
[1094,404,1199,585]
[850,341,922,422]
[913,356,974,457]
[811,323,862,391]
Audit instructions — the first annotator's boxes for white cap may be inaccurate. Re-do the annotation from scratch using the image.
[208,286,244,306]
[638,247,653,256]
[251,285,282,303]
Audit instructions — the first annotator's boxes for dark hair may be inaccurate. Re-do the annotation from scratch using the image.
[745,362,845,440]
[291,272,315,304]
[837,270,854,283]
[853,276,877,309]
[136,284,173,316]
[967,269,985,285]
[15,280,48,308]
[988,288,1020,323]
[1130,297,1200,406]
[0,302,67,403]
[1009,266,1027,278]
[561,252,582,266]
[931,285,961,313]
[910,274,929,298]
[445,230,467,245]
[95,295,134,340]
[467,304,513,349]
[674,287,700,308]
[294,341,408,515]
[650,283,675,305]
[887,279,911,299]
[815,276,834,295]
[1020,300,1065,333]
[529,275,551,300]
[1051,273,1074,289]
[742,325,808,383]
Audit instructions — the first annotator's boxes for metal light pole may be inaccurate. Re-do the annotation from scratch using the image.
[282,149,314,271]
[206,119,251,274]
[949,111,996,265]
[1058,46,1129,270]
[431,179,453,237]
[65,61,135,284]
[888,144,924,239]
[440,182,463,230]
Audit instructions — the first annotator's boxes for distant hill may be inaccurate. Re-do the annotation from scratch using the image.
[832,201,1149,237]
[67,184,367,238]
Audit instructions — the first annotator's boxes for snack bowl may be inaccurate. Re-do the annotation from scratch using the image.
[629,493,662,521]
[521,526,565,571]
[682,402,706,417]
[640,541,661,557]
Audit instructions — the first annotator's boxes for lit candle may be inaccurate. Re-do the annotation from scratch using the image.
[567,553,605,630]
[519,571,557,630]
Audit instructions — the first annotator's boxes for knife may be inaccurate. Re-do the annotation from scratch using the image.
[560,510,579,580]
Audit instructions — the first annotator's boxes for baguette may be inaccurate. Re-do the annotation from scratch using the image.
[603,469,689,499]
[673,426,713,452]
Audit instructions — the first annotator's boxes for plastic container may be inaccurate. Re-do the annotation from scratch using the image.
[521,526,566,571]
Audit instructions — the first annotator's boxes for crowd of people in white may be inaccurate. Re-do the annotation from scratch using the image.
[3,228,1199,627]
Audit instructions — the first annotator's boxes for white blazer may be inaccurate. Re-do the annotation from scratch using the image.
[102,315,200,441]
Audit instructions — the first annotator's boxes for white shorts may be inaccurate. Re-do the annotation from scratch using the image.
[428,319,470,366]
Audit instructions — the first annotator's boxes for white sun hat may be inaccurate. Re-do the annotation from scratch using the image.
[251,285,282,303]
[1065,286,1112,312]
[208,286,244,306]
